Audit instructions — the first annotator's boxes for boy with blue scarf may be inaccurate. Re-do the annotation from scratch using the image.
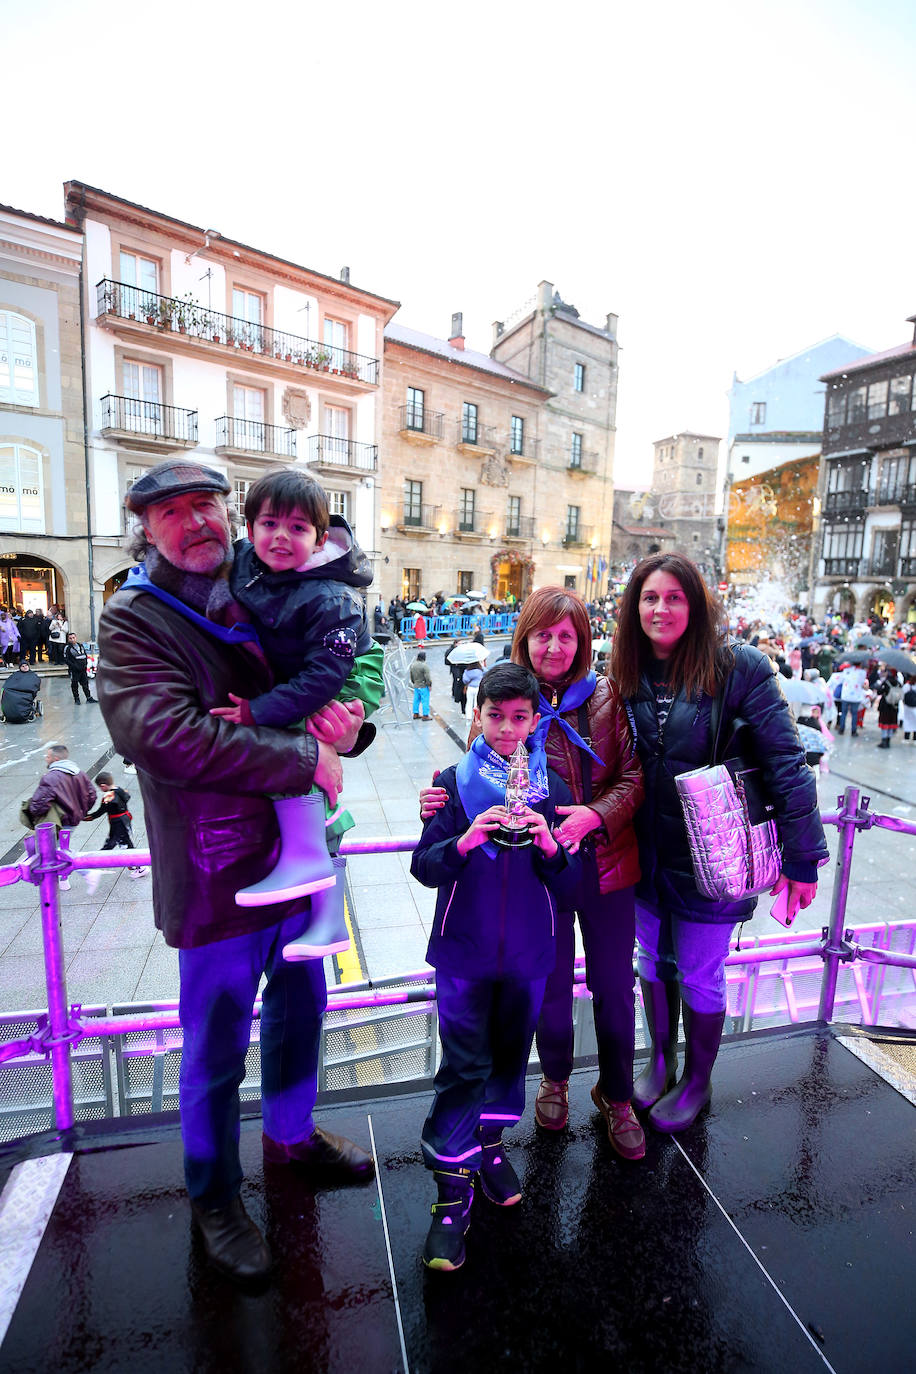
[411,662,580,1272]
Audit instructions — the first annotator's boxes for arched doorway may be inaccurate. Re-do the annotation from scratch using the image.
[0,553,64,614]
[103,569,133,602]
[866,586,895,624]
[827,588,856,618]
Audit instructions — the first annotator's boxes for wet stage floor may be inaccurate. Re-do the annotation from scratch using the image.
[0,1024,913,1374]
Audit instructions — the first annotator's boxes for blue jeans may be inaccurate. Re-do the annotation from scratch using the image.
[421,973,546,1171]
[413,686,430,716]
[635,903,734,1014]
[837,699,860,734]
[178,911,327,1208]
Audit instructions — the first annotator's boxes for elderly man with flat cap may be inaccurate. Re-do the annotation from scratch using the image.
[97,459,374,1285]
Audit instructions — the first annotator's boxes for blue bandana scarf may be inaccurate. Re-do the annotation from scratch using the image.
[529,671,603,766]
[123,565,262,646]
[456,734,549,860]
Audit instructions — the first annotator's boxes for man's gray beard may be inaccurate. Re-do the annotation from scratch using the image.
[143,544,237,621]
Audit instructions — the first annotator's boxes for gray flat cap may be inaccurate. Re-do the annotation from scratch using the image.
[125,460,231,513]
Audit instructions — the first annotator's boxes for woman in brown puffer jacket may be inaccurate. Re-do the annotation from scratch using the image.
[422,586,645,1160]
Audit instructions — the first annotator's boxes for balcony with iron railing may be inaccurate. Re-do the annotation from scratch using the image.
[863,558,899,579]
[306,435,378,471]
[505,515,537,541]
[453,508,494,538]
[822,556,862,577]
[96,279,380,387]
[396,503,441,532]
[507,436,539,463]
[100,394,198,450]
[214,417,295,458]
[823,398,916,455]
[823,488,869,515]
[567,450,598,475]
[397,405,444,442]
[563,524,594,548]
[456,420,497,454]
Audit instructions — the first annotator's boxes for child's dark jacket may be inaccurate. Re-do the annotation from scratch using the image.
[410,763,581,980]
[230,516,373,726]
[87,786,131,823]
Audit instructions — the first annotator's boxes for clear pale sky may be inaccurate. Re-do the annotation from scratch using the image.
[6,0,915,486]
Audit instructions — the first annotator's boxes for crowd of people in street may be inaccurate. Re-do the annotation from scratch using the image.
[0,605,73,665]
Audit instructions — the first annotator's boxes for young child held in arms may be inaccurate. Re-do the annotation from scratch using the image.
[410,662,581,1272]
[211,468,383,955]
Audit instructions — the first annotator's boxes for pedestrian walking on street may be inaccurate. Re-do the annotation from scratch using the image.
[85,771,148,889]
[23,744,96,890]
[876,671,903,749]
[0,610,20,664]
[18,609,41,665]
[63,633,97,703]
[409,650,432,719]
[48,611,69,664]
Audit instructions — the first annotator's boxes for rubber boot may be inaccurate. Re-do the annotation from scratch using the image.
[648,1005,726,1133]
[281,856,350,960]
[423,1169,475,1272]
[235,793,335,907]
[632,978,681,1110]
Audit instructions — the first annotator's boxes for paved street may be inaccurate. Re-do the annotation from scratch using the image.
[0,647,914,1017]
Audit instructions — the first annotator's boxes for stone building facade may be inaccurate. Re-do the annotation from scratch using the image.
[0,205,88,621]
[64,182,398,630]
[490,281,618,598]
[651,431,721,579]
[379,319,550,605]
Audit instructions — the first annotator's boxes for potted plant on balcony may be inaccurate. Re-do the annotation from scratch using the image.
[175,293,200,335]
[156,298,176,330]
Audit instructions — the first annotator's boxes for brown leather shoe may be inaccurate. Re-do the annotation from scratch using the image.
[535,1077,569,1130]
[262,1126,375,1182]
[590,1085,646,1160]
[191,1194,273,1284]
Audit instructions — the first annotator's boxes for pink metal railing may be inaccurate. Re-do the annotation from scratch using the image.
[1,787,914,1132]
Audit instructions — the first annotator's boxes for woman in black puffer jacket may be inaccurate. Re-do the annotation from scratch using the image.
[611,554,828,1133]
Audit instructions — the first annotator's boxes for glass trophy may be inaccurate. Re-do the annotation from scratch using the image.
[492,741,533,848]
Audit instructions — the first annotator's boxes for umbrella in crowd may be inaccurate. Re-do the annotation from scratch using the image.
[441,595,469,608]
[855,635,885,649]
[779,677,824,707]
[876,648,916,675]
[835,651,873,665]
[446,642,489,665]
[406,601,429,613]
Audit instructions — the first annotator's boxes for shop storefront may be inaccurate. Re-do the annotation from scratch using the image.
[0,554,60,613]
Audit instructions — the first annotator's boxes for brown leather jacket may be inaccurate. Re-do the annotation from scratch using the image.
[470,674,643,893]
[97,585,319,949]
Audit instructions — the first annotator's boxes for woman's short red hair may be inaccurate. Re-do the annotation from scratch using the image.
[512,587,593,682]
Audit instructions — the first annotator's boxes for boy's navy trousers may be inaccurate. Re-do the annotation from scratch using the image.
[421,973,547,1172]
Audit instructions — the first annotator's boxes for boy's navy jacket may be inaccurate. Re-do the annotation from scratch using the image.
[410,762,581,980]
[230,516,373,726]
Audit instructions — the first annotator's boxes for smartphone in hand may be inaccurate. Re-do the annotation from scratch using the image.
[770,887,796,928]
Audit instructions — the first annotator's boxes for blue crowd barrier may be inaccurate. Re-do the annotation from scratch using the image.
[400,612,519,641]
